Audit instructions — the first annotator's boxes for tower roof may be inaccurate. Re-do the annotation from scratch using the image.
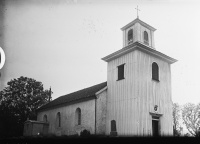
[121,18,156,31]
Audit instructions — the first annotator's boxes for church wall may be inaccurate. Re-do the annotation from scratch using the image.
[139,24,152,47]
[106,49,173,136]
[106,50,138,136]
[96,89,107,135]
[151,30,155,48]
[123,30,125,47]
[37,99,96,136]
[136,50,173,136]
[124,24,137,46]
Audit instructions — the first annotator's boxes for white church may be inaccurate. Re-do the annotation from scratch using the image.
[23,16,177,137]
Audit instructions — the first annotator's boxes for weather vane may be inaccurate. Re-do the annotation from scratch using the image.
[135,5,140,19]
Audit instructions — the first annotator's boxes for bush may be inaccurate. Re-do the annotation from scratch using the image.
[80,129,90,137]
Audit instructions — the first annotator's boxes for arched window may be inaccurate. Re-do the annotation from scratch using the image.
[144,31,149,45]
[43,114,47,122]
[128,29,133,44]
[56,112,61,127]
[152,62,159,81]
[75,108,81,125]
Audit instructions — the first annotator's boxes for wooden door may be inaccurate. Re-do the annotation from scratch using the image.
[152,120,159,137]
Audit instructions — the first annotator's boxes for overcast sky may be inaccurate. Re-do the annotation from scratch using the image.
[0,0,200,106]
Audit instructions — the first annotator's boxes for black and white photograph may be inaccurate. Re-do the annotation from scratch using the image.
[0,0,200,139]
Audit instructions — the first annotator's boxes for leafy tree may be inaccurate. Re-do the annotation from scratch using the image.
[182,103,200,137]
[173,103,183,136]
[0,76,52,138]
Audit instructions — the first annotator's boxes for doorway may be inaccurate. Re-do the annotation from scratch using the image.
[152,116,159,137]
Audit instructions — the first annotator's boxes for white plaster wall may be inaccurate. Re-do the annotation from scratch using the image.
[96,90,107,135]
[37,99,96,136]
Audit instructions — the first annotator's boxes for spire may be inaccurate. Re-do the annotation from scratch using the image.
[49,86,51,102]
[135,5,140,19]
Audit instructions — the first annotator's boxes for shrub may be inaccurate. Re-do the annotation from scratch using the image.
[80,129,90,137]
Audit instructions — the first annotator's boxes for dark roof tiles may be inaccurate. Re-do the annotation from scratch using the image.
[37,82,107,111]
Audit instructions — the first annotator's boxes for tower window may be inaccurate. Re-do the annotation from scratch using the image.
[117,64,125,81]
[56,112,61,127]
[152,62,159,81]
[75,108,81,125]
[144,31,149,45]
[128,29,133,44]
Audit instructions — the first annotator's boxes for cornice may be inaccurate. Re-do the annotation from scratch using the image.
[95,86,107,95]
[101,41,177,64]
[149,112,163,117]
[95,86,107,99]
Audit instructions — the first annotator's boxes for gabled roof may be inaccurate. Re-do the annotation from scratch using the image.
[121,18,156,31]
[37,82,107,112]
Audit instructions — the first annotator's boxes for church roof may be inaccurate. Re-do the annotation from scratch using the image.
[121,18,156,31]
[37,81,107,112]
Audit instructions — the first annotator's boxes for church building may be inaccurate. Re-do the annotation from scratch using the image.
[24,17,177,137]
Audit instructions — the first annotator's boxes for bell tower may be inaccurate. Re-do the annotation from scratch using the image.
[102,10,177,136]
[121,18,156,49]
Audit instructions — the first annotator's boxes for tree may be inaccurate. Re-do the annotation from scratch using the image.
[182,103,200,137]
[173,103,183,136]
[0,76,52,138]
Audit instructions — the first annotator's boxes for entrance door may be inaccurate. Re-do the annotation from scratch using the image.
[152,120,159,136]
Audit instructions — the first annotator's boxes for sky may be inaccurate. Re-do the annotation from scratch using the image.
[0,0,200,107]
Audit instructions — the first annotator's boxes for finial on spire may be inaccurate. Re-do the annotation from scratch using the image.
[135,5,140,19]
